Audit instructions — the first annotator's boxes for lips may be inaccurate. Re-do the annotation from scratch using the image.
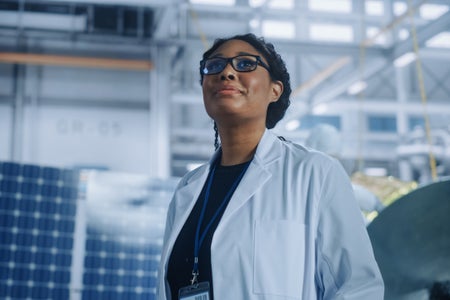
[214,85,242,95]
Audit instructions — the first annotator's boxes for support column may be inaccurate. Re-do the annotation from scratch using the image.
[23,65,40,162]
[10,64,25,161]
[148,46,171,178]
[396,65,413,181]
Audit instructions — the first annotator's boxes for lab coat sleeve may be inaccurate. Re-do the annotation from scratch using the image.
[315,160,384,300]
[156,195,175,300]
[156,177,186,300]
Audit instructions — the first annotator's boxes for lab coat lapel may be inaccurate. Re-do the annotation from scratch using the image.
[220,159,271,221]
[170,151,221,235]
[219,130,282,221]
[172,170,206,220]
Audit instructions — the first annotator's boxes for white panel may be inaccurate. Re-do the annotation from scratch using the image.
[0,104,12,161]
[21,106,151,174]
[0,11,86,31]
[37,66,149,103]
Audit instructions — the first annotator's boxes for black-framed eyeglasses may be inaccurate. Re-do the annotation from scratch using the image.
[200,54,271,75]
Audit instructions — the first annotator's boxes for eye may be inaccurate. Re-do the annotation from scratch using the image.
[204,58,226,73]
[235,56,257,71]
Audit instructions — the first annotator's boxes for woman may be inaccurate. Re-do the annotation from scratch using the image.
[157,33,384,299]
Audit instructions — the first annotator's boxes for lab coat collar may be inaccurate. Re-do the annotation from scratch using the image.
[172,129,283,231]
[208,128,283,168]
[216,129,283,223]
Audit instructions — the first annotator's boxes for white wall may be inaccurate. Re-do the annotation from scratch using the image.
[0,61,160,175]
[20,106,151,174]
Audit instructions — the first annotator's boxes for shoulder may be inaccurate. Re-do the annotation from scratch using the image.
[257,130,337,168]
[279,137,341,172]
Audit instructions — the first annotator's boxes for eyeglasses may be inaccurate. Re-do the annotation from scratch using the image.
[200,54,271,75]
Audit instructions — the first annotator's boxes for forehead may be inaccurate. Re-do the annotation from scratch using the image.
[210,39,261,57]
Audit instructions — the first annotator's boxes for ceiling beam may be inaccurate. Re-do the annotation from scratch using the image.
[308,8,450,107]
[0,52,153,71]
[392,9,450,58]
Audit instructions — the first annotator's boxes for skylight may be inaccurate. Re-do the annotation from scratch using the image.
[249,0,265,7]
[309,0,352,14]
[262,20,295,39]
[420,4,449,20]
[393,2,407,16]
[268,0,294,9]
[366,0,384,16]
[249,18,260,29]
[398,28,410,40]
[367,27,386,45]
[374,1,448,19]
[249,0,294,9]
[189,0,235,5]
[426,32,450,48]
[310,23,353,42]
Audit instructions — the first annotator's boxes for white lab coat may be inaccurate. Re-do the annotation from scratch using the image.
[157,130,384,300]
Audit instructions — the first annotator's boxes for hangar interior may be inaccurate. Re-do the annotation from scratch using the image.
[0,0,449,180]
[0,0,449,299]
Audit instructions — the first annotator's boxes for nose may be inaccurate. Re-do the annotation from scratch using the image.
[220,62,236,80]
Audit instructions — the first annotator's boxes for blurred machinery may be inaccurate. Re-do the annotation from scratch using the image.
[351,171,417,222]
[367,178,450,300]
[397,126,450,184]
[305,124,408,222]
[293,124,450,299]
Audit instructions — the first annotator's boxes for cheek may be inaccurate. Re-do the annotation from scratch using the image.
[247,77,272,101]
[202,79,214,97]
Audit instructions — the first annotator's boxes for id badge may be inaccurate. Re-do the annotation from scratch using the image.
[179,281,210,300]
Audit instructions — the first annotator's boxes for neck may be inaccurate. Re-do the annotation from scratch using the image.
[217,125,265,166]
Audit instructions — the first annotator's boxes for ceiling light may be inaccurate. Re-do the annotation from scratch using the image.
[309,0,352,13]
[262,20,295,39]
[312,104,329,114]
[249,0,265,7]
[394,52,417,68]
[310,24,353,42]
[426,32,450,48]
[398,29,410,40]
[249,18,260,29]
[347,81,367,95]
[285,120,300,131]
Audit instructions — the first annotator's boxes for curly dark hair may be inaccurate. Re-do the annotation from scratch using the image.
[200,33,292,130]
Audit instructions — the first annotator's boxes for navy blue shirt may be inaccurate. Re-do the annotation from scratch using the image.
[167,161,248,299]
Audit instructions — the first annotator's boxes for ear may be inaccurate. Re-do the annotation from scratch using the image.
[270,80,283,103]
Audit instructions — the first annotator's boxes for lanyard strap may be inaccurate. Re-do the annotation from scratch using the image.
[191,160,251,284]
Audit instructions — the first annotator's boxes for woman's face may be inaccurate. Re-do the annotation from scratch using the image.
[202,39,283,128]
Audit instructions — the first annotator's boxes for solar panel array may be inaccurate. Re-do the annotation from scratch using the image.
[0,162,78,299]
[82,228,161,300]
[0,162,176,300]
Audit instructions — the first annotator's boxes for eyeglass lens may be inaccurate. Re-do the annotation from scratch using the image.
[203,56,259,75]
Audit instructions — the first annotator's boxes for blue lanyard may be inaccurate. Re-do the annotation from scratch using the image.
[191,160,251,285]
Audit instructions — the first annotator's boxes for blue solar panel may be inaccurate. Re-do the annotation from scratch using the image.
[82,228,161,299]
[0,162,79,299]
[0,161,176,300]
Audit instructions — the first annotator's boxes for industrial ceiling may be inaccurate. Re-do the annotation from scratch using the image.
[0,0,449,178]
